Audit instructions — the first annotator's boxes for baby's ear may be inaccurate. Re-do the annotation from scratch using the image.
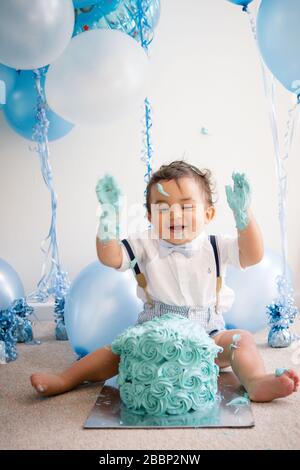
[205,206,216,223]
[147,211,151,222]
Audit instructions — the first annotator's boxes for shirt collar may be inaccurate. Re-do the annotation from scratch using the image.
[155,229,208,251]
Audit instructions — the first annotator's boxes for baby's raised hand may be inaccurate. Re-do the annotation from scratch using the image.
[95,174,123,242]
[225,172,251,231]
[95,174,122,208]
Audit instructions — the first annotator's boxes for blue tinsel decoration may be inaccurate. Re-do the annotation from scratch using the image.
[0,305,18,363]
[0,297,36,363]
[10,298,34,343]
[54,296,68,341]
[267,275,298,348]
[54,269,70,341]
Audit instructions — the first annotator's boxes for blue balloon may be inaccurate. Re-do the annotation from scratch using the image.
[227,0,253,7]
[257,0,300,94]
[224,249,292,333]
[0,258,25,311]
[73,0,120,14]
[3,70,74,141]
[64,261,143,357]
[0,64,17,107]
[73,0,160,47]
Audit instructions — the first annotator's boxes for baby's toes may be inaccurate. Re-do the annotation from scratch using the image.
[30,374,47,394]
[287,369,300,390]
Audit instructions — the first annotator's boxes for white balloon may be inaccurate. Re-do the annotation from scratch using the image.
[0,0,74,70]
[46,29,149,126]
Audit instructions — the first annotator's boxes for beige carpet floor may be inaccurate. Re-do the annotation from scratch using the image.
[1,318,300,450]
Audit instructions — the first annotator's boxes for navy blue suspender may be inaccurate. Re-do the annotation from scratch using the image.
[209,235,220,278]
[121,238,152,305]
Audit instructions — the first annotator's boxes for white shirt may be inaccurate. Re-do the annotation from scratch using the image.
[115,228,244,313]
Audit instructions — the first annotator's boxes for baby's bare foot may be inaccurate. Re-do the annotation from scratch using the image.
[30,373,71,397]
[247,369,299,402]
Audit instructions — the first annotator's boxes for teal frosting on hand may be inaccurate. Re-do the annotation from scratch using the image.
[111,313,222,416]
[95,174,122,242]
[225,172,251,231]
[95,174,122,206]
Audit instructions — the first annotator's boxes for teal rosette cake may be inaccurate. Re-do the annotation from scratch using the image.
[111,314,222,416]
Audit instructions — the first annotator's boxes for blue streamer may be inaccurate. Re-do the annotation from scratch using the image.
[141,97,154,200]
[136,1,154,206]
[27,68,70,339]
[136,0,154,51]
[244,6,299,346]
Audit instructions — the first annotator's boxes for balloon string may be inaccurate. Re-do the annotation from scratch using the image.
[137,0,154,208]
[136,0,154,51]
[245,7,257,39]
[141,97,154,200]
[262,71,300,283]
[245,6,300,291]
[27,68,70,303]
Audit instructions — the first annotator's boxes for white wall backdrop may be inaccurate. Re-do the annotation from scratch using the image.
[0,0,299,301]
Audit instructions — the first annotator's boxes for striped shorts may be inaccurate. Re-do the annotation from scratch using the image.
[135,300,225,338]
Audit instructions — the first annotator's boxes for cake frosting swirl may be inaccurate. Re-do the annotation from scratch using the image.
[111,313,222,416]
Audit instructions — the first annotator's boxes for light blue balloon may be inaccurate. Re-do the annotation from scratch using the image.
[3,70,73,142]
[0,258,25,311]
[0,64,17,106]
[257,0,300,94]
[0,79,5,108]
[0,0,74,70]
[227,0,253,7]
[225,249,292,333]
[64,261,143,357]
[73,0,120,13]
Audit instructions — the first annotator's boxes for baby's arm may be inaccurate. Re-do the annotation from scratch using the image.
[225,172,264,268]
[236,208,264,268]
[96,239,123,269]
[95,174,123,269]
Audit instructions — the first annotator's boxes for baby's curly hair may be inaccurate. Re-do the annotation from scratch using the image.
[146,160,217,213]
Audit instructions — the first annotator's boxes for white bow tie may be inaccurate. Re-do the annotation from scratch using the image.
[158,239,196,258]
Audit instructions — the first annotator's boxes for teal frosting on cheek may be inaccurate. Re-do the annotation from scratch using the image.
[225,172,251,231]
[111,314,222,416]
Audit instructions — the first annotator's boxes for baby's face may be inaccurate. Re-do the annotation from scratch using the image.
[148,177,215,244]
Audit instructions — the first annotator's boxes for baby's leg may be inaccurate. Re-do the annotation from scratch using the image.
[214,329,299,402]
[30,345,120,397]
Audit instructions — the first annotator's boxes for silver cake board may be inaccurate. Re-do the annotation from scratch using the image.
[84,371,254,429]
